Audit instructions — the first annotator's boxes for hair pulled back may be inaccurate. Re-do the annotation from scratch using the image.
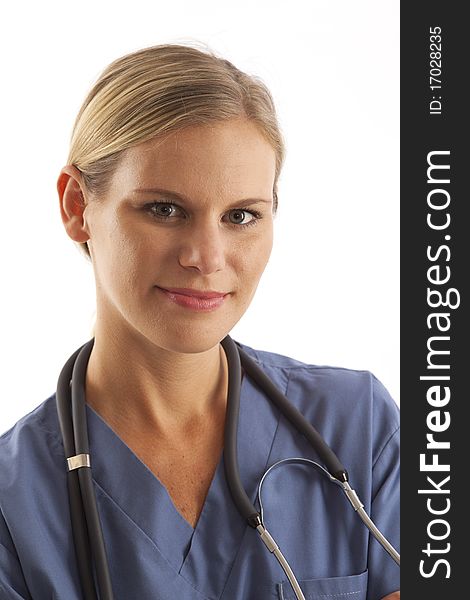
[67,43,285,259]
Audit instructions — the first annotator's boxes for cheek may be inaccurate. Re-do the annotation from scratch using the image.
[95,223,152,291]
[118,236,164,287]
[254,224,274,265]
[254,239,273,276]
[233,228,273,281]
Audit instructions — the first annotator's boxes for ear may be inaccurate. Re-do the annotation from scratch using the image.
[57,165,91,244]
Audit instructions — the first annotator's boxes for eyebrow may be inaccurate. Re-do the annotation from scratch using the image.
[132,187,272,207]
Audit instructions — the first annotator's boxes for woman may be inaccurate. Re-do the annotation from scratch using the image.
[0,44,399,599]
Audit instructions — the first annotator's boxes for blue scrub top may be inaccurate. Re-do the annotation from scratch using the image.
[0,341,400,600]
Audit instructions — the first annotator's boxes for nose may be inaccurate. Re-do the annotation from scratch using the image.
[178,219,227,275]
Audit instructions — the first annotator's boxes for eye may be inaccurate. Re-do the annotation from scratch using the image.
[146,202,180,218]
[228,209,254,225]
[144,202,263,229]
[227,208,262,228]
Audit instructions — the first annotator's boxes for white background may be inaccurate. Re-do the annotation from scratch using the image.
[0,0,399,434]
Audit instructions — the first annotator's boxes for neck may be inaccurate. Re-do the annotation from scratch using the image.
[84,321,229,440]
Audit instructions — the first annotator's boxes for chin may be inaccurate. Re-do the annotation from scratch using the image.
[136,321,230,355]
[126,296,243,354]
[163,334,227,355]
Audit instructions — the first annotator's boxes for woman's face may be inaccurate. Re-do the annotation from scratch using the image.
[82,118,276,353]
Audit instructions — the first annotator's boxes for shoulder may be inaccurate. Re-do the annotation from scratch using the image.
[237,340,399,419]
[236,342,400,600]
[236,340,399,461]
[0,395,63,496]
[0,393,60,450]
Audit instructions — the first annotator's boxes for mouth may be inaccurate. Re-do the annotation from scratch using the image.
[155,286,229,311]
[156,286,228,299]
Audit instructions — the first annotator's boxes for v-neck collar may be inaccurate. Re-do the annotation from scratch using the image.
[85,353,285,598]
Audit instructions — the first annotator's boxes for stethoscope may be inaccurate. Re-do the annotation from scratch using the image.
[56,334,400,600]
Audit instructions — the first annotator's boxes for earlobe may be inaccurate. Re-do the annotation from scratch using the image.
[57,165,91,244]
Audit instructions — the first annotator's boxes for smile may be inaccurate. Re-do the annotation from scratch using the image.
[155,286,228,311]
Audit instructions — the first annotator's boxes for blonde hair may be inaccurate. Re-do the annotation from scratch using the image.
[67,43,286,259]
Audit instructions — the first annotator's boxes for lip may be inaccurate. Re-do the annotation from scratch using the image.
[155,286,229,311]
[157,287,227,299]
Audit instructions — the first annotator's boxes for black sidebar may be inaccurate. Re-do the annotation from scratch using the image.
[401,3,467,598]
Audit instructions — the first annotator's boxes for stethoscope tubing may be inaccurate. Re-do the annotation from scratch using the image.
[57,338,113,600]
[56,342,98,599]
[72,340,114,599]
[221,335,349,528]
[235,341,348,481]
[56,335,399,600]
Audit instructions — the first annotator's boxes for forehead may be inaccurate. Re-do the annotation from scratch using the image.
[112,119,276,198]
